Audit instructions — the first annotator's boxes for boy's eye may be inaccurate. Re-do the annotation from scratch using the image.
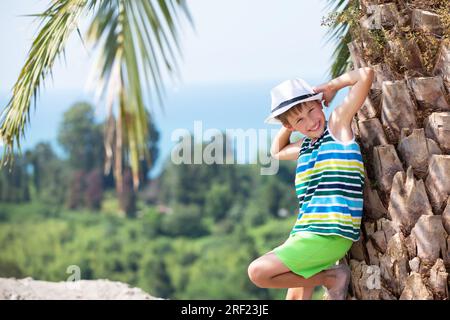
[308,108,314,113]
[296,118,303,123]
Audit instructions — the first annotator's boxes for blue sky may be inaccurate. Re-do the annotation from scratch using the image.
[0,0,337,92]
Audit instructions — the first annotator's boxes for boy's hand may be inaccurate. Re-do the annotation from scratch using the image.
[312,82,337,107]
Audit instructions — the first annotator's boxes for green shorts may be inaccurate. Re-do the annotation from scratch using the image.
[273,231,353,279]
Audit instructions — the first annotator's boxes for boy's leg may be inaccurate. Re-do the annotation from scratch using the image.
[248,252,349,299]
[286,287,314,300]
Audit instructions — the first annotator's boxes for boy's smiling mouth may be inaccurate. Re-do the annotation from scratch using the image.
[309,121,321,132]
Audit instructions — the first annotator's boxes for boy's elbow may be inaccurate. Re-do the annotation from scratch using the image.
[270,151,280,159]
[363,67,374,80]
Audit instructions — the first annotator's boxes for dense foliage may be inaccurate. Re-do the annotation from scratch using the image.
[0,101,325,299]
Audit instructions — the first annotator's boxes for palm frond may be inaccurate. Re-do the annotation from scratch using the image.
[0,0,91,164]
[87,0,192,189]
[323,0,357,78]
[1,0,192,192]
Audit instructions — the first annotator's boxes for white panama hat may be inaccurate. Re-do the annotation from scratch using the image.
[264,78,323,124]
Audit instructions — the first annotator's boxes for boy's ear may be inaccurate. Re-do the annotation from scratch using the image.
[282,123,294,131]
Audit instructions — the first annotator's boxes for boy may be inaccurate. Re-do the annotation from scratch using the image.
[247,67,374,300]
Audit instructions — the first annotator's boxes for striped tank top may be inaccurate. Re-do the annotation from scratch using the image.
[292,121,364,242]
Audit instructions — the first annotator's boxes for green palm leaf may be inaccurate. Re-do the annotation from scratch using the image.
[1,0,90,158]
[1,0,192,191]
[323,0,358,78]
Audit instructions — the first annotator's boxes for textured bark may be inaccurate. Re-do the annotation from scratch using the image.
[348,40,368,69]
[387,38,423,73]
[425,155,450,213]
[381,80,418,142]
[363,175,388,220]
[388,167,433,235]
[399,272,433,300]
[411,9,443,36]
[433,41,450,92]
[409,215,448,265]
[428,259,449,299]
[358,118,388,149]
[424,112,450,153]
[372,63,397,91]
[344,1,450,300]
[407,77,450,111]
[350,236,367,262]
[361,3,400,30]
[443,198,450,235]
[373,144,404,193]
[380,232,410,296]
[397,128,441,178]
[349,259,396,300]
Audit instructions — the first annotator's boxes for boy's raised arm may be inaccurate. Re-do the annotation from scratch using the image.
[270,126,303,161]
[313,67,374,128]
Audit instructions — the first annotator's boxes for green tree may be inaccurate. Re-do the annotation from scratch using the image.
[57,102,104,172]
[161,204,208,238]
[26,142,67,207]
[203,183,233,222]
[0,154,30,203]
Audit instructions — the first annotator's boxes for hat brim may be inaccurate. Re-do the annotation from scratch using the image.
[264,92,323,125]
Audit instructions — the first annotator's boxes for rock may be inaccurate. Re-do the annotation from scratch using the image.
[0,278,159,300]
[373,144,404,193]
[425,154,450,213]
[397,128,441,178]
[399,272,434,300]
[388,167,433,235]
[381,80,418,142]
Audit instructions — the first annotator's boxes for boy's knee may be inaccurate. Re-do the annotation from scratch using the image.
[247,260,268,287]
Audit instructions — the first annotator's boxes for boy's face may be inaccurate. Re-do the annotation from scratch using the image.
[283,101,326,139]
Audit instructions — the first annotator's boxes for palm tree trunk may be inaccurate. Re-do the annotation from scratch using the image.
[342,0,450,300]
